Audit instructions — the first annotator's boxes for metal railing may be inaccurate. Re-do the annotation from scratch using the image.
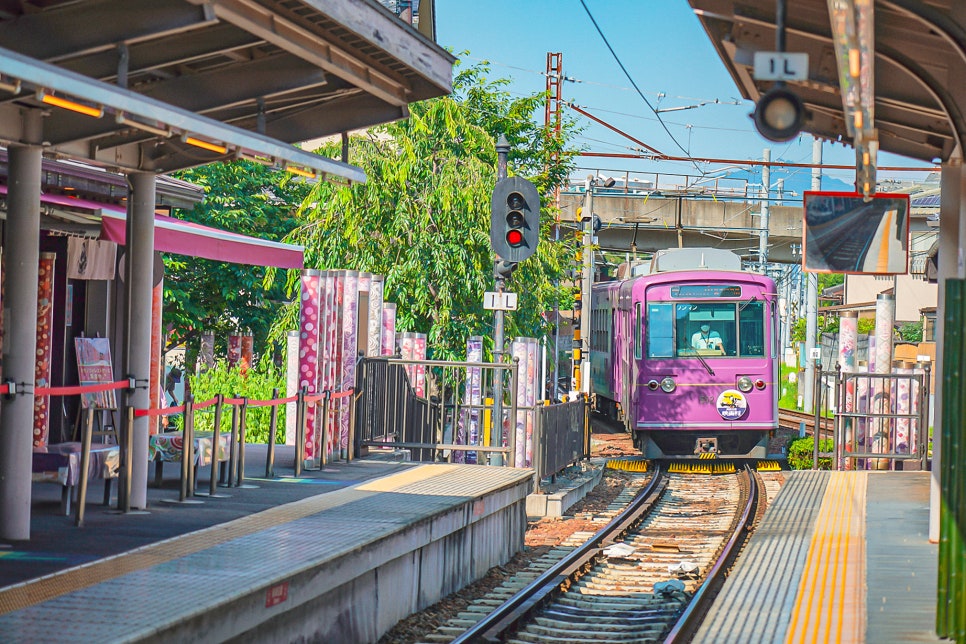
[354,357,589,476]
[812,363,931,470]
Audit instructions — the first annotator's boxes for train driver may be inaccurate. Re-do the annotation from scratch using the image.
[691,324,722,351]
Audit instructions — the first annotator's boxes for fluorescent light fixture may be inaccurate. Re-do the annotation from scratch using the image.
[116,113,171,138]
[37,90,103,118]
[238,151,276,167]
[285,166,317,179]
[0,77,21,95]
[182,134,228,155]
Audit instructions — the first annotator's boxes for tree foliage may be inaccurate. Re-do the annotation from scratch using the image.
[166,161,311,370]
[273,60,580,361]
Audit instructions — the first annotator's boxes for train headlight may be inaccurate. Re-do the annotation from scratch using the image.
[647,379,660,391]
[660,377,676,393]
[737,376,754,393]
[754,379,767,390]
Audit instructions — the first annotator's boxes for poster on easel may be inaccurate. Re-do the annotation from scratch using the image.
[75,336,116,410]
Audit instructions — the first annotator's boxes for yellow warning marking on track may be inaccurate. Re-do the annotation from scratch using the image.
[606,459,648,472]
[667,461,736,475]
[876,209,896,273]
[698,452,717,460]
[756,460,782,472]
[785,472,867,643]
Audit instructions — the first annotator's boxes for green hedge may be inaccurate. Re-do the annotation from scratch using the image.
[786,436,835,470]
[188,358,286,444]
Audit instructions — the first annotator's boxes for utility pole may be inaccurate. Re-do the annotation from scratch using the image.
[577,176,594,395]
[803,136,822,411]
[759,148,770,273]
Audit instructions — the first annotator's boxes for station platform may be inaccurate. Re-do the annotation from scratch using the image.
[0,445,533,642]
[696,470,941,643]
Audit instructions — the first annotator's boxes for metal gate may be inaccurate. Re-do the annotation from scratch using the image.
[812,364,932,470]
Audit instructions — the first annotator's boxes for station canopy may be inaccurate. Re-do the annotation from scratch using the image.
[689,1,962,164]
[0,0,455,182]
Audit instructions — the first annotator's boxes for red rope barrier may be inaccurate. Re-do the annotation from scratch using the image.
[192,397,220,410]
[135,404,185,418]
[330,389,354,400]
[35,380,131,396]
[305,393,325,404]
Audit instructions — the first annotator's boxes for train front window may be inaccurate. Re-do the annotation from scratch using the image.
[645,300,767,358]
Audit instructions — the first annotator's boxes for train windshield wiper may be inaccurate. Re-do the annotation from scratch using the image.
[738,296,758,312]
[682,348,715,375]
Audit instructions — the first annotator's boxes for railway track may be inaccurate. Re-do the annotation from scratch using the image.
[429,463,761,643]
[778,407,834,439]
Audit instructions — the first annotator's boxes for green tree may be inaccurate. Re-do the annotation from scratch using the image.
[273,60,579,361]
[166,161,311,370]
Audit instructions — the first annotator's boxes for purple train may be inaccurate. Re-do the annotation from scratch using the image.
[590,248,779,459]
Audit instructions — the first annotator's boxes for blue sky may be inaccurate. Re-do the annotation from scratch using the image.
[435,1,935,194]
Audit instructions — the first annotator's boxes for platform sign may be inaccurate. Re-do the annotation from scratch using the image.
[483,291,518,311]
[753,51,809,81]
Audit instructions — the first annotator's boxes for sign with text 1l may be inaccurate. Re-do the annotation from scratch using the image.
[753,51,808,81]
[483,291,518,311]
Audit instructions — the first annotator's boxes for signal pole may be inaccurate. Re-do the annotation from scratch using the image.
[491,134,509,465]
[578,176,594,395]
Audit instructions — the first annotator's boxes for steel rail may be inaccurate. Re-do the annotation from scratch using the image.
[664,466,762,642]
[450,465,668,644]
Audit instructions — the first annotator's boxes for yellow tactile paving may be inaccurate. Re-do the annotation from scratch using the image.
[786,471,867,644]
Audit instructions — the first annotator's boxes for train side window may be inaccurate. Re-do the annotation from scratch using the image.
[634,303,642,359]
[646,303,673,357]
[739,301,765,356]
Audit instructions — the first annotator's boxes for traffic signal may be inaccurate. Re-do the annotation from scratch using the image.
[491,176,540,263]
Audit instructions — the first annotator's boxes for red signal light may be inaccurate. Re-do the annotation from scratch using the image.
[506,229,524,246]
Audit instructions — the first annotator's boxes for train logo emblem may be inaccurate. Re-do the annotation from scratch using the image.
[716,390,748,420]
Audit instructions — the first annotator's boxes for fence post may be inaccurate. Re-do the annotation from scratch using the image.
[921,364,931,471]
[201,394,230,498]
[812,363,822,469]
[236,397,248,487]
[532,408,543,494]
[266,388,279,478]
[185,396,196,496]
[347,389,357,463]
[509,357,519,468]
[295,386,306,477]
[74,406,95,527]
[225,403,238,488]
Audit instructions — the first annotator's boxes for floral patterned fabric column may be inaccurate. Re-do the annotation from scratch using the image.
[199,332,215,371]
[227,335,242,368]
[381,303,396,357]
[32,253,55,448]
[367,275,384,357]
[838,312,857,467]
[871,293,896,467]
[414,333,427,398]
[511,338,528,467]
[340,271,359,451]
[322,271,338,458]
[525,337,538,466]
[285,330,299,446]
[461,336,484,464]
[298,269,322,468]
[239,334,254,375]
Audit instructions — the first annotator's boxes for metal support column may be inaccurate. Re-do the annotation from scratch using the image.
[803,137,822,412]
[0,108,43,540]
[491,135,509,466]
[123,171,157,509]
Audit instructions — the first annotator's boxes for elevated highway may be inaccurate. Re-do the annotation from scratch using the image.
[558,190,804,263]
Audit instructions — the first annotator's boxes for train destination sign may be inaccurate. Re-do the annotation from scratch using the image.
[670,285,742,299]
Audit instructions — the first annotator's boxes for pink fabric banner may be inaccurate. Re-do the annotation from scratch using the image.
[511,338,528,467]
[525,337,538,467]
[414,333,427,398]
[33,253,56,448]
[322,271,338,458]
[298,270,322,466]
[227,335,242,368]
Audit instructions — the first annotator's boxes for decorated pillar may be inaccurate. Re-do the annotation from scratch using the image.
[525,337,538,467]
[413,332,427,398]
[285,330,299,446]
[239,334,254,375]
[32,252,56,448]
[462,336,484,464]
[227,334,242,368]
[838,311,857,467]
[381,303,397,357]
[367,275,385,357]
[198,332,215,371]
[297,269,322,468]
[871,293,896,468]
[511,337,528,467]
[340,271,359,452]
